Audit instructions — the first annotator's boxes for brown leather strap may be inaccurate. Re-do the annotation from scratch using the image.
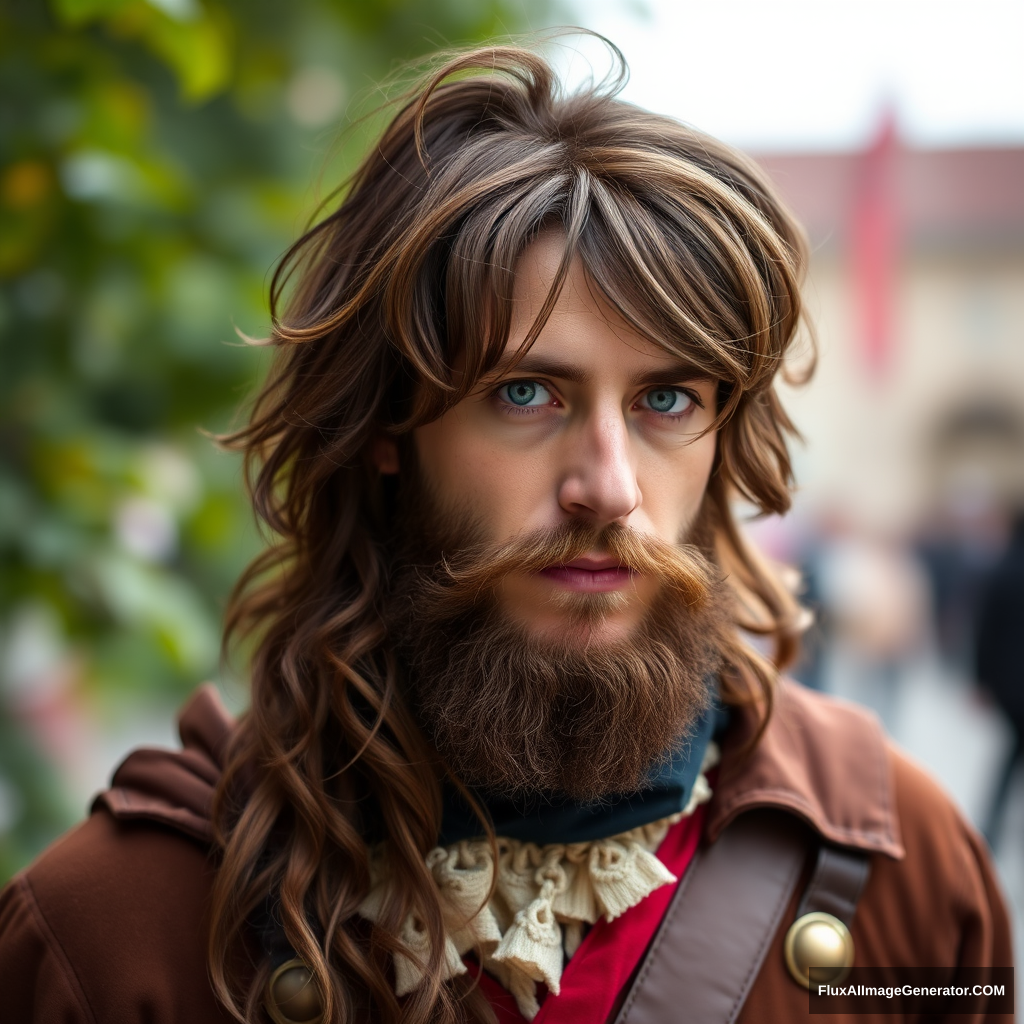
[796,844,870,925]
[614,810,810,1024]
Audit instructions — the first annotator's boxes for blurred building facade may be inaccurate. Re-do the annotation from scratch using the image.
[756,135,1024,535]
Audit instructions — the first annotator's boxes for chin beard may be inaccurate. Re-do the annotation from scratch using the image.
[386,512,731,803]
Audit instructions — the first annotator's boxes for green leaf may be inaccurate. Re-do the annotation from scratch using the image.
[91,553,220,674]
[140,8,233,103]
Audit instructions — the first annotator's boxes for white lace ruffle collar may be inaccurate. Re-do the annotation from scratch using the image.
[358,741,718,1020]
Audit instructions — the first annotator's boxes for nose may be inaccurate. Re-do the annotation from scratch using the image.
[557,405,641,524]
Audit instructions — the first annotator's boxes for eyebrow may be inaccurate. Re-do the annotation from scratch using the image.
[496,355,716,388]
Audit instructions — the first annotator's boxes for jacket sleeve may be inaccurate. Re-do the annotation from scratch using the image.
[0,873,94,1024]
[880,749,1016,1024]
[953,823,1016,1021]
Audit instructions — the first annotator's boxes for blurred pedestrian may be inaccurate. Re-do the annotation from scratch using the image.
[918,489,1007,677]
[976,510,1024,848]
[817,531,930,731]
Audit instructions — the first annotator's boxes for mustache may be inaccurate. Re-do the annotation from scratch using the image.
[421,519,716,610]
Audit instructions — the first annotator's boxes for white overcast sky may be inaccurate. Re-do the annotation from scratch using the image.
[550,0,1024,151]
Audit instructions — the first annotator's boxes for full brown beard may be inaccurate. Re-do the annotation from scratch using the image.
[386,508,732,802]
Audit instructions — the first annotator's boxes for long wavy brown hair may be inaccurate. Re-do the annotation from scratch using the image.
[209,39,813,1024]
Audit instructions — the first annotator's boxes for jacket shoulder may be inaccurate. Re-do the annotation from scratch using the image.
[0,685,238,1023]
[710,682,903,857]
[731,689,1014,1023]
[736,747,1014,1024]
[0,805,232,1023]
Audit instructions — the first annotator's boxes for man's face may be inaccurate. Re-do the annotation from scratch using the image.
[412,230,719,645]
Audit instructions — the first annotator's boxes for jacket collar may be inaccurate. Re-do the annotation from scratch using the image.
[707,680,904,860]
[92,683,231,843]
[96,680,904,860]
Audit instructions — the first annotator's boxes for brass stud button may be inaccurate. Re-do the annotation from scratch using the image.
[784,911,855,989]
[265,958,325,1024]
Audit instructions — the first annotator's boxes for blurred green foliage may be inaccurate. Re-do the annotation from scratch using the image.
[0,0,559,880]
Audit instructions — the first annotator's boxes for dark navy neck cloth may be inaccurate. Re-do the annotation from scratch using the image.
[438,696,729,846]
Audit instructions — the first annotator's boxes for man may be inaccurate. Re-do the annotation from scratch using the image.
[0,43,1013,1024]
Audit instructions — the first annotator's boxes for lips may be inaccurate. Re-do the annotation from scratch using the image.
[561,557,624,571]
[538,558,635,593]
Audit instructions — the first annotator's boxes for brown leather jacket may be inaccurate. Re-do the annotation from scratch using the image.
[0,682,1013,1023]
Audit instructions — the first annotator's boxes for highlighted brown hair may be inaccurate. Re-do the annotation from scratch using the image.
[210,40,813,1024]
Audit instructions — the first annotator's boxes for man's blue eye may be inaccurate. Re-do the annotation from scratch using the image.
[645,388,691,414]
[499,381,549,407]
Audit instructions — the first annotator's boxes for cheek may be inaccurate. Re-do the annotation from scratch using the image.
[640,432,718,539]
[412,415,553,534]
[413,416,475,505]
